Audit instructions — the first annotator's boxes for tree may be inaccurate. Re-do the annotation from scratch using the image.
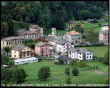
[4,47,10,56]
[100,51,109,65]
[11,68,27,83]
[72,68,79,76]
[65,67,70,76]
[85,29,98,44]
[1,67,27,84]
[38,67,51,81]
[75,22,84,34]
[69,59,77,66]
[78,61,87,68]
[66,76,71,84]
[58,59,64,64]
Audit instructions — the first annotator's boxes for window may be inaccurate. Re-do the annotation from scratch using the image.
[90,56,91,58]
[3,42,4,45]
[87,56,88,58]
[15,55,16,57]
[7,42,8,45]
[87,53,89,55]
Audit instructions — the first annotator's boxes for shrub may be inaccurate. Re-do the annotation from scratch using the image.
[78,61,86,67]
[58,59,64,65]
[1,67,27,84]
[54,61,58,64]
[65,67,70,76]
[38,67,51,81]
[66,76,71,84]
[72,68,79,76]
[69,59,77,66]
[99,52,108,65]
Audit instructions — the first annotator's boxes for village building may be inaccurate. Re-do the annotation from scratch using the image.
[55,39,74,54]
[68,21,75,29]
[45,36,56,46]
[17,30,42,39]
[54,56,71,64]
[48,28,63,39]
[35,42,53,57]
[68,47,93,61]
[99,25,109,45]
[1,36,24,49]
[14,57,38,65]
[11,46,34,59]
[16,25,43,40]
[29,25,43,35]
[63,30,82,45]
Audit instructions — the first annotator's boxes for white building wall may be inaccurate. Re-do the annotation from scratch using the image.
[85,51,93,60]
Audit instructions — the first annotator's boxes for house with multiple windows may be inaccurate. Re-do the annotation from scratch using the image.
[63,30,82,45]
[35,42,53,57]
[68,47,93,61]
[55,39,74,54]
[99,25,109,45]
[1,36,24,49]
[11,46,34,59]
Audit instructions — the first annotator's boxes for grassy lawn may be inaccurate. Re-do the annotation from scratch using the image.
[83,21,108,32]
[17,46,108,86]
[77,46,108,58]
[18,60,108,85]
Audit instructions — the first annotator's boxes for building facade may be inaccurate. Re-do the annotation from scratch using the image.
[99,26,109,45]
[11,46,34,59]
[1,36,24,49]
[68,21,74,29]
[35,42,53,57]
[55,39,74,54]
[29,25,43,35]
[63,31,82,45]
[68,48,93,61]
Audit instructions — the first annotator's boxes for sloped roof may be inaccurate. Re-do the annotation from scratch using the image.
[56,39,68,45]
[57,56,70,62]
[66,31,81,35]
[68,48,92,53]
[35,42,46,47]
[100,30,109,34]
[45,36,56,42]
[68,21,74,24]
[12,46,26,51]
[2,36,24,41]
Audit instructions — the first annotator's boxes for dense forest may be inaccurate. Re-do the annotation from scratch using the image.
[1,1,108,38]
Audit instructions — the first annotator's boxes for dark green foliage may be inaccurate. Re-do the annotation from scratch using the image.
[72,68,79,76]
[23,39,35,49]
[75,22,84,34]
[65,67,70,76]
[69,59,77,66]
[66,76,71,84]
[4,47,11,56]
[57,59,64,65]
[1,1,107,38]
[1,55,14,66]
[85,29,98,44]
[78,61,87,67]
[100,51,108,65]
[38,66,51,81]
[1,67,27,84]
